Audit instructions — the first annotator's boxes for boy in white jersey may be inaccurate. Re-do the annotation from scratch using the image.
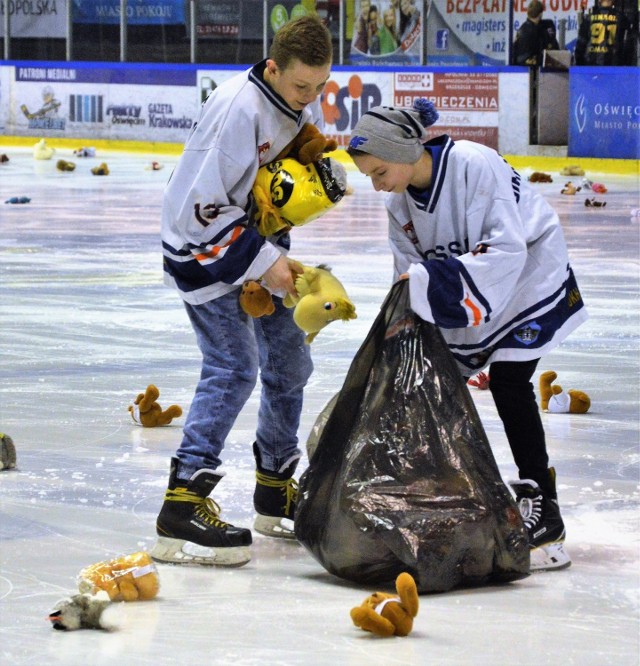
[152,16,333,567]
[347,99,588,571]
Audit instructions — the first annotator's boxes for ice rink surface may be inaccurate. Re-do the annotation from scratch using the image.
[0,146,639,665]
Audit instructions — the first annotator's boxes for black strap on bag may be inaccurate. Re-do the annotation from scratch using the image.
[295,280,530,593]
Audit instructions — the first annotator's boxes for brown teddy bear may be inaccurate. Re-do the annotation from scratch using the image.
[276,122,337,165]
[528,171,553,183]
[128,384,182,427]
[239,280,276,317]
[539,370,591,414]
[350,572,419,637]
[78,551,160,602]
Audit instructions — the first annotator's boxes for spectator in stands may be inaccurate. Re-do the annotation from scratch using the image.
[512,0,560,66]
[574,0,633,65]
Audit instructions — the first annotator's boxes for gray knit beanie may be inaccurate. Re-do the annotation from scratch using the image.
[348,98,439,164]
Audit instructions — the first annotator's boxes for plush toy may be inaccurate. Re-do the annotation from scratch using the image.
[240,262,356,344]
[1,432,16,470]
[33,138,54,160]
[128,384,182,427]
[49,592,117,631]
[467,371,490,390]
[560,165,585,176]
[561,182,581,195]
[284,262,356,344]
[350,572,419,637]
[539,370,591,414]
[585,198,606,208]
[528,172,553,183]
[56,159,76,172]
[276,122,338,165]
[252,157,347,236]
[91,162,110,176]
[78,551,159,602]
[239,280,276,317]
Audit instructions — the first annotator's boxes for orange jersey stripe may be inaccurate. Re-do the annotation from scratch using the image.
[464,293,482,327]
[194,226,244,261]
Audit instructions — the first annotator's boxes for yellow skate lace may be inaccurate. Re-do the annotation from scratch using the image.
[255,472,298,516]
[165,487,229,528]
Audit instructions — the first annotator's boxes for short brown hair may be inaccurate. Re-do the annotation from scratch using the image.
[527,0,544,19]
[269,15,333,69]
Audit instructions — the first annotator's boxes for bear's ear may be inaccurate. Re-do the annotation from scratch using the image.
[350,606,396,637]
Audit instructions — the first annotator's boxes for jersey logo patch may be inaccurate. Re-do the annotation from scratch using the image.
[513,322,541,345]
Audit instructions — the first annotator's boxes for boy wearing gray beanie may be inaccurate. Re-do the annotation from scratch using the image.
[348,99,588,573]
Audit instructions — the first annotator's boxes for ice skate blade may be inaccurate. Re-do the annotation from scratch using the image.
[150,536,251,567]
[254,515,297,540]
[530,541,572,572]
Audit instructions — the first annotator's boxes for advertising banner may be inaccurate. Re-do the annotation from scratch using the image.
[392,70,499,149]
[350,0,423,65]
[0,0,68,38]
[426,0,582,66]
[10,64,197,142]
[72,0,185,25]
[568,67,640,160]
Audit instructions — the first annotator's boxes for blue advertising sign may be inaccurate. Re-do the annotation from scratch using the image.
[73,0,185,25]
[568,67,640,160]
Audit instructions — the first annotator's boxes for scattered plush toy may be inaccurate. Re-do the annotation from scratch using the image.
[350,572,420,637]
[91,162,110,176]
[78,551,160,602]
[252,157,347,236]
[539,370,591,414]
[276,122,338,165]
[561,182,581,195]
[56,159,76,172]
[0,153,9,163]
[591,182,608,193]
[33,138,54,160]
[128,384,182,427]
[0,432,16,470]
[74,146,96,157]
[560,165,585,176]
[528,171,553,183]
[467,371,490,390]
[48,592,118,631]
[145,161,164,171]
[4,197,30,204]
[585,198,606,208]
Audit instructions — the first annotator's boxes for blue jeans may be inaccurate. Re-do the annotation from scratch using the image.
[175,289,313,478]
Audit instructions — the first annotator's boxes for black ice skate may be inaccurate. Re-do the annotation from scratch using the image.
[151,458,252,567]
[253,443,300,539]
[509,468,571,571]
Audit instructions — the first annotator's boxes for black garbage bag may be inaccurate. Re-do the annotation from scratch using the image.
[295,280,530,593]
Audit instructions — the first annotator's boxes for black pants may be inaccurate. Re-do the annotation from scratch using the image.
[488,359,553,495]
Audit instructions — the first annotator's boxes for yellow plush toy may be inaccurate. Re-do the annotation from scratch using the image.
[78,551,160,602]
[539,370,591,414]
[239,262,356,344]
[128,384,182,427]
[276,122,338,165]
[350,572,419,637]
[252,157,346,237]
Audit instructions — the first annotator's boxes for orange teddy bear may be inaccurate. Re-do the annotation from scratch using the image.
[128,384,182,427]
[350,573,420,637]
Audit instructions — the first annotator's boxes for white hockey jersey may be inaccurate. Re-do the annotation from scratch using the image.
[389,135,588,373]
[161,61,313,304]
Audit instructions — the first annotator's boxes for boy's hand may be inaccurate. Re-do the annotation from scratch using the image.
[263,255,298,298]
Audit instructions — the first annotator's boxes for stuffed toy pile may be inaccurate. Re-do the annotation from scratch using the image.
[350,572,420,637]
[128,384,182,426]
[539,370,591,414]
[78,551,160,602]
[1,432,16,470]
[240,261,356,344]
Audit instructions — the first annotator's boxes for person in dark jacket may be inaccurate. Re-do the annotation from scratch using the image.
[513,0,560,66]
[575,0,633,65]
